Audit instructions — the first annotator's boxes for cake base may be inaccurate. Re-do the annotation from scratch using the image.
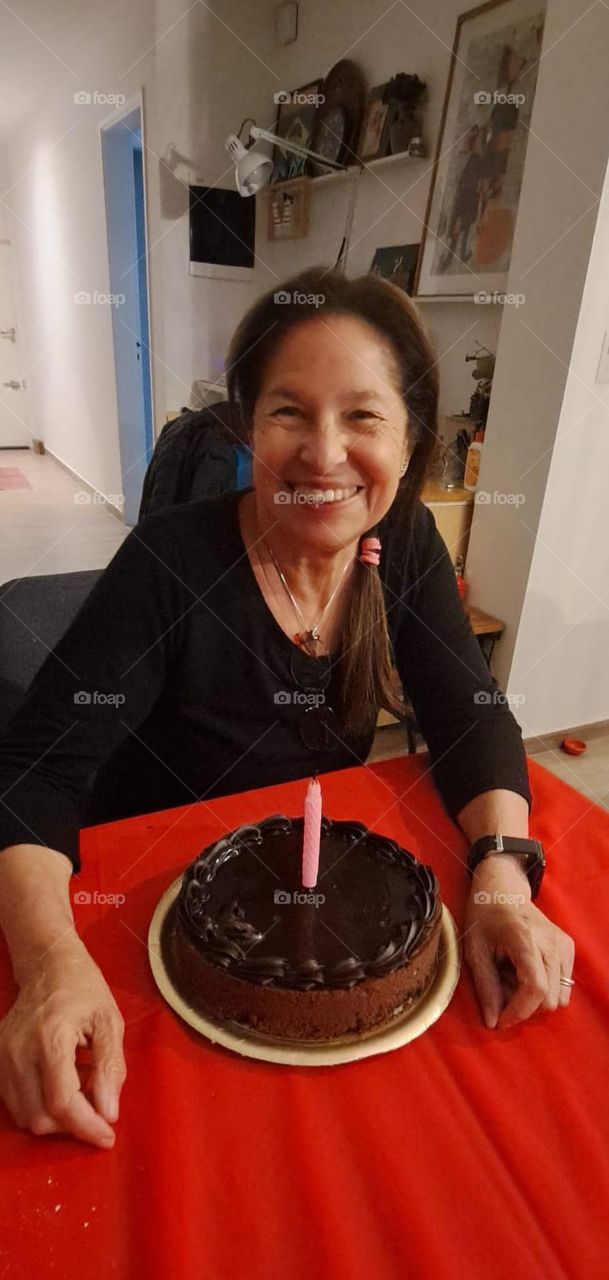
[148,875,461,1067]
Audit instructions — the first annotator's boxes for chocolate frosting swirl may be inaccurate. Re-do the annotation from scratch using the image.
[175,816,441,991]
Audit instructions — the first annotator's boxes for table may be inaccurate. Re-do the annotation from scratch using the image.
[1,755,608,1280]
[467,603,506,664]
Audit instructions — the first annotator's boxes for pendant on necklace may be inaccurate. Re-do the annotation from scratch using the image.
[296,628,321,655]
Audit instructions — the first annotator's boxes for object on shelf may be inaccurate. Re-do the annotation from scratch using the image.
[383,74,427,155]
[463,431,484,492]
[266,176,311,240]
[408,135,427,158]
[465,342,495,426]
[369,243,419,296]
[271,80,325,183]
[560,738,587,756]
[309,60,367,175]
[454,554,468,602]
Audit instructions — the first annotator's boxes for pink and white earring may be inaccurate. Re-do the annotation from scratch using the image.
[399,458,408,477]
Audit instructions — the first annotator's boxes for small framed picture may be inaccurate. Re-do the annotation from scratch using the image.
[271,80,324,184]
[370,244,420,296]
[357,84,392,162]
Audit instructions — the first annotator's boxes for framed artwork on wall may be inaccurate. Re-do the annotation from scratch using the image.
[270,81,324,184]
[370,244,420,296]
[414,0,546,298]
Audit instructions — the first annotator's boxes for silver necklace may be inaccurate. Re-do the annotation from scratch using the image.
[263,538,353,655]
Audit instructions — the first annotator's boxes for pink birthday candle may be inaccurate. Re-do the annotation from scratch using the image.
[302,777,322,888]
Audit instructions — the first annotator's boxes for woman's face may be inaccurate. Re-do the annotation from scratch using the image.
[250,314,409,554]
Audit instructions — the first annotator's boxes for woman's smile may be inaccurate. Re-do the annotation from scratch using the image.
[282,481,364,508]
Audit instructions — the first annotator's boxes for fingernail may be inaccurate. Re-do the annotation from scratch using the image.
[100,1091,119,1123]
[100,1133,115,1148]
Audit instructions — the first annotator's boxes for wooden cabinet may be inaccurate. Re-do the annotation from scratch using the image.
[420,481,475,566]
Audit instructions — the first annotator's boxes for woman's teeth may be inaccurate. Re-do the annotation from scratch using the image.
[289,484,359,505]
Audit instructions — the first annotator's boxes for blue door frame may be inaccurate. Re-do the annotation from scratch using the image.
[101,103,153,526]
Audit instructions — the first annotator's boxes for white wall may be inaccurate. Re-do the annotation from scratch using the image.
[462,0,609,735]
[508,143,609,735]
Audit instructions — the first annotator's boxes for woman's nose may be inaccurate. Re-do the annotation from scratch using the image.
[299,421,349,475]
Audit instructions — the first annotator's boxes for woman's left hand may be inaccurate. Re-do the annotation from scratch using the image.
[463,876,575,1030]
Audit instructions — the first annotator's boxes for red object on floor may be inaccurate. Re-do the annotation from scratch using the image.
[1,756,608,1280]
[0,466,32,490]
[560,737,587,756]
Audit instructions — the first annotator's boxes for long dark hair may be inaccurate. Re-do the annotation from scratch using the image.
[225,266,440,738]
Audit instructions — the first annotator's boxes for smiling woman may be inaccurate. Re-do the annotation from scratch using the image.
[0,264,573,1149]
[226,266,440,738]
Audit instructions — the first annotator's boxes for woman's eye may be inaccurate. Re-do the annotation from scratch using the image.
[272,406,299,417]
[349,410,377,421]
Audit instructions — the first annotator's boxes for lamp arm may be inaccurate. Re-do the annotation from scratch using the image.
[249,125,349,172]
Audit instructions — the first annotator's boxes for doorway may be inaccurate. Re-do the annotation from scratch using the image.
[101,94,154,526]
[0,198,29,450]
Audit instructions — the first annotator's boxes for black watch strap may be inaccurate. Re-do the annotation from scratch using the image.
[467,834,546,899]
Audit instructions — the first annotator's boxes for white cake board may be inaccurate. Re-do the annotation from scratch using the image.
[148,874,461,1067]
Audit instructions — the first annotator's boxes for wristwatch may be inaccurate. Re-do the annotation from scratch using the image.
[467,833,546,899]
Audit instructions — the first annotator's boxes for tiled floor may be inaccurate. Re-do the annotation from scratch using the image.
[0,448,127,582]
[2,447,608,812]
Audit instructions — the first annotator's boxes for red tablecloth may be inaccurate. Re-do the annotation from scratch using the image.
[1,755,608,1280]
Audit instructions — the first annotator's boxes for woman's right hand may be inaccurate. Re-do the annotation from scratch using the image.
[0,934,126,1148]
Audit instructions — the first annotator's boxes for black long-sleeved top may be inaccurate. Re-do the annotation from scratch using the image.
[0,490,531,873]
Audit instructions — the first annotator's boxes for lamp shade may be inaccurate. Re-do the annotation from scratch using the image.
[225,133,274,196]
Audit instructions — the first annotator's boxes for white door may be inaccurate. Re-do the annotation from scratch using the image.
[0,203,29,448]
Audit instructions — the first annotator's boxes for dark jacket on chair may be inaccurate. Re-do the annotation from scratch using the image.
[138,400,252,521]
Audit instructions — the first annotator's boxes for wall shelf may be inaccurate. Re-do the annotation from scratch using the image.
[270,148,429,190]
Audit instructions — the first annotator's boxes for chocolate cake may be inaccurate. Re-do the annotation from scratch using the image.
[162,815,443,1044]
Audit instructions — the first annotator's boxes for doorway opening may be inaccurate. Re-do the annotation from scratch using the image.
[101,94,154,526]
